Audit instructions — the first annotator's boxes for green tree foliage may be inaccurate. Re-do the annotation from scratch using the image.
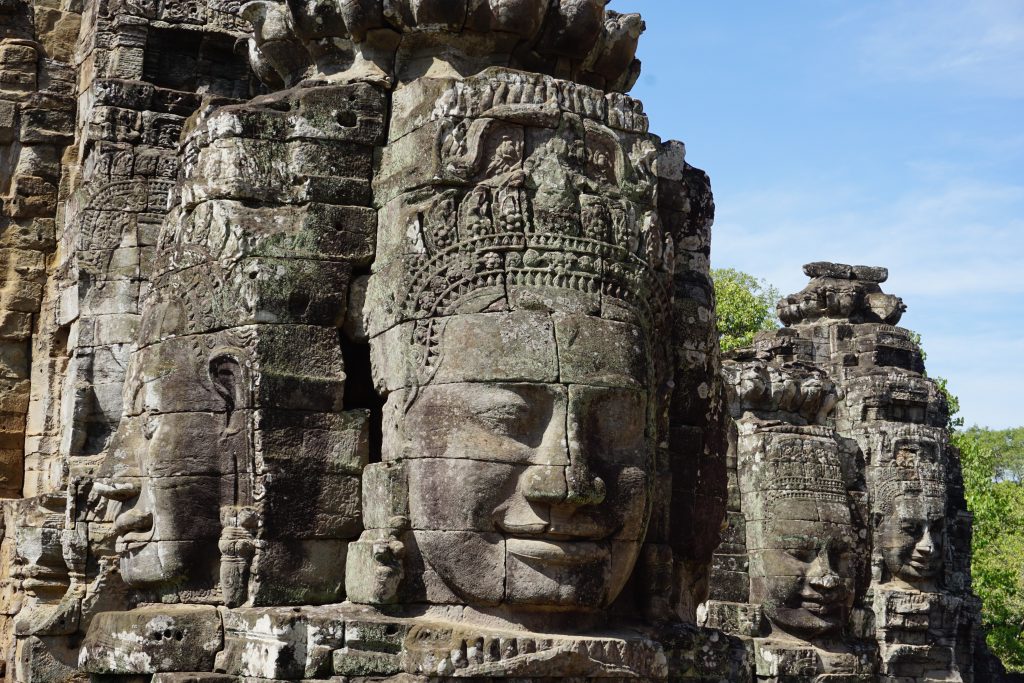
[935,376,964,429]
[956,428,1024,671]
[712,268,780,352]
[962,426,1024,484]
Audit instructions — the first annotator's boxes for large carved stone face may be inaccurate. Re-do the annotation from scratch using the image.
[363,68,684,614]
[749,500,857,639]
[382,310,653,610]
[877,492,945,586]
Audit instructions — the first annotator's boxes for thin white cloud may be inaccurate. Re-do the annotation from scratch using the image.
[858,0,1024,98]
[711,173,1024,429]
[714,176,1024,297]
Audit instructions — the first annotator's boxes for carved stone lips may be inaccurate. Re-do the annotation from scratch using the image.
[907,557,937,574]
[505,538,608,565]
[115,538,151,554]
[798,594,843,615]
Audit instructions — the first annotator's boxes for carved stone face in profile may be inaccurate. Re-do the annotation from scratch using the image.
[381,309,654,611]
[107,412,231,587]
[875,477,945,588]
[98,325,250,589]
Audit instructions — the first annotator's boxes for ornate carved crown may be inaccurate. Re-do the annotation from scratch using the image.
[367,67,683,378]
[751,431,850,508]
[874,463,946,516]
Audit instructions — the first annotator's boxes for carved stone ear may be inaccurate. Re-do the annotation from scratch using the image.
[209,354,243,413]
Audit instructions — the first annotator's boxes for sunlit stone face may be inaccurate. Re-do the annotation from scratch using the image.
[381,310,654,610]
[749,499,857,639]
[98,330,246,589]
[877,491,945,587]
[108,412,227,586]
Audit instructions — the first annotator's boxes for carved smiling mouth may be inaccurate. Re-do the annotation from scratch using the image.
[505,538,609,565]
[498,512,620,541]
[798,595,842,615]
[116,539,150,554]
[907,558,937,575]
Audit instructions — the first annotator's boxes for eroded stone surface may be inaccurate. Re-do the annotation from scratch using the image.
[0,1,1001,681]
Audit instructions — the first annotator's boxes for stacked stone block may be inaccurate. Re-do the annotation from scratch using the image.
[0,0,78,500]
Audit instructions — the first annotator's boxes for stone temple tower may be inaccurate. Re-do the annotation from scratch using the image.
[1,1,742,680]
[0,1,1000,681]
[703,263,989,682]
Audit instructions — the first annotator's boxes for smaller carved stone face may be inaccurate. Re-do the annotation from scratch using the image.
[99,334,248,589]
[877,492,945,586]
[749,498,857,639]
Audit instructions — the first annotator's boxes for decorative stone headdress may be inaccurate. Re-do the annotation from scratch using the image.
[873,463,946,517]
[742,428,852,520]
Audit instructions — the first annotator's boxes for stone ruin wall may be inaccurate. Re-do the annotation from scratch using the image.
[0,1,1007,682]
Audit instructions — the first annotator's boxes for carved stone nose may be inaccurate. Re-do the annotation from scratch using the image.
[522,465,568,504]
[565,461,606,506]
[916,531,936,555]
[810,571,842,591]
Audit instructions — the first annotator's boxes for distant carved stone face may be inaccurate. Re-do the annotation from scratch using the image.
[877,492,945,586]
[742,432,860,639]
[749,499,857,638]
[386,311,653,610]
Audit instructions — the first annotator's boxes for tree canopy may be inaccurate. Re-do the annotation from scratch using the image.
[956,427,1024,671]
[961,426,1024,484]
[711,268,780,352]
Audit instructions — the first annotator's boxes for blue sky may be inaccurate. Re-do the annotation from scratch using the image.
[611,0,1024,429]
